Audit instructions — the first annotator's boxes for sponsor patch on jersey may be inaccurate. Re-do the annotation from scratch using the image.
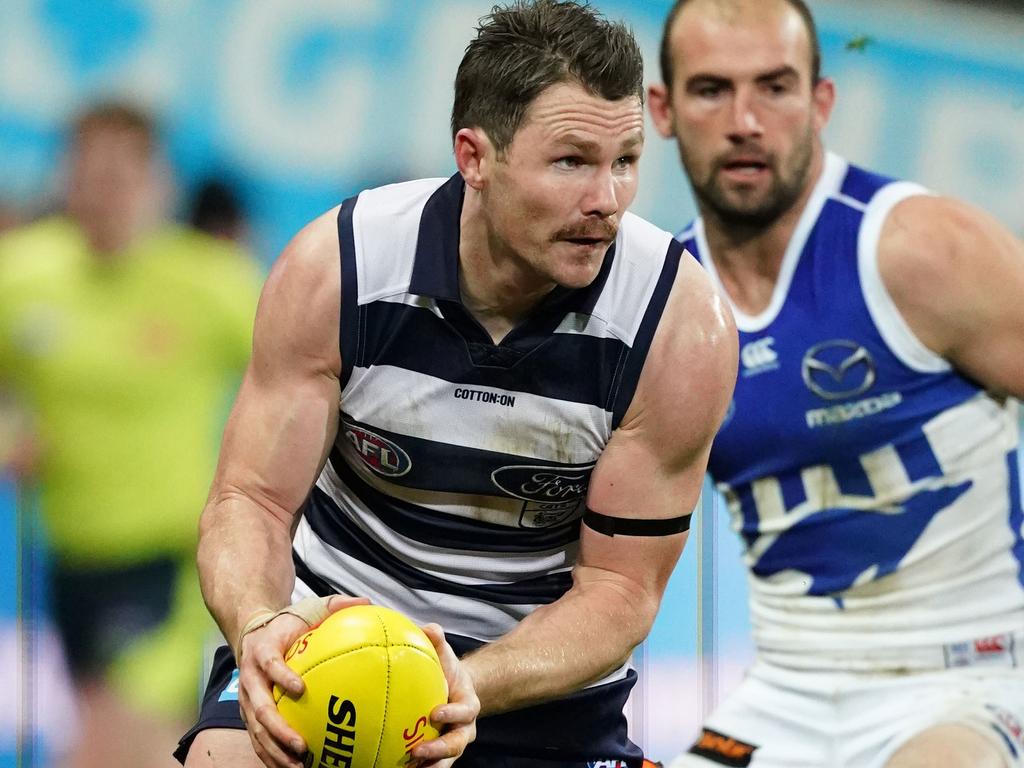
[801,339,875,400]
[492,463,593,528]
[943,633,1015,669]
[342,422,412,478]
[687,727,757,767]
[586,761,628,768]
[218,669,240,702]
[740,336,779,377]
[805,391,902,428]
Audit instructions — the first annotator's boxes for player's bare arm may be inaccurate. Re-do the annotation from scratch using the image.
[459,255,738,715]
[196,207,365,768]
[878,195,1024,398]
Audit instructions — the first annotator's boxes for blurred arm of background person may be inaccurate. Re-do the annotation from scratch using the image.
[0,101,263,768]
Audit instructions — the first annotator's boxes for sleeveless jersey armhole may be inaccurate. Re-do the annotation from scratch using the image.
[857,182,950,374]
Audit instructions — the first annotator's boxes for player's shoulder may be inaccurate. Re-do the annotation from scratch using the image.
[878,194,990,286]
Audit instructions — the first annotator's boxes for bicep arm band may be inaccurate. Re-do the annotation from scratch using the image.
[583,507,691,537]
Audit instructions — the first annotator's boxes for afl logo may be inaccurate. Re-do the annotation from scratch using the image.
[801,340,876,401]
[344,424,411,478]
[491,464,594,502]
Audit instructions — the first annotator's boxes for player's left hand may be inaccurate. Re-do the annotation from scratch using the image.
[410,623,480,768]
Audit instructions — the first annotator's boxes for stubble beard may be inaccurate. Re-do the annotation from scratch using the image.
[682,125,815,233]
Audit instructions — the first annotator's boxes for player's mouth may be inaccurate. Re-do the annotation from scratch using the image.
[720,156,770,181]
[564,236,610,247]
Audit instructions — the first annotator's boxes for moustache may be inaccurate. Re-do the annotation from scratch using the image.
[553,220,618,242]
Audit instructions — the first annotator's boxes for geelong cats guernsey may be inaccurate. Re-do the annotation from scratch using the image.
[292,175,682,668]
[678,152,1024,672]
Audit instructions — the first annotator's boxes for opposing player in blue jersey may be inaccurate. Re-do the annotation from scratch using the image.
[175,2,738,767]
[649,1,1024,767]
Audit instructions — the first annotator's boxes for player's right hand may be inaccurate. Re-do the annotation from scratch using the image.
[236,595,370,768]
[410,623,480,768]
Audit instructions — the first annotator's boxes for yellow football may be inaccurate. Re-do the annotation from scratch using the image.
[273,605,448,768]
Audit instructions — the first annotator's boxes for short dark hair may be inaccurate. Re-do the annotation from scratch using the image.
[452,0,644,153]
[70,101,158,155]
[659,0,821,92]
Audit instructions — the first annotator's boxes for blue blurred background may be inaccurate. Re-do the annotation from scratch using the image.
[1,0,1022,763]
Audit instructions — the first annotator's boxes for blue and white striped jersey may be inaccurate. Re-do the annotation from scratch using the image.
[678,152,1023,671]
[292,174,682,651]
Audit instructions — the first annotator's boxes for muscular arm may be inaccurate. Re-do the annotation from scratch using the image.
[878,195,1024,398]
[462,256,738,714]
[197,208,343,654]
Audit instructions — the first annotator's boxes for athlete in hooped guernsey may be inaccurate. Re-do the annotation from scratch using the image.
[649,0,1024,767]
[177,3,736,768]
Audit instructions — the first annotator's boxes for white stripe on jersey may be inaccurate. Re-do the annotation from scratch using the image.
[342,364,613,464]
[376,293,445,318]
[590,211,674,344]
[857,179,948,374]
[351,178,448,303]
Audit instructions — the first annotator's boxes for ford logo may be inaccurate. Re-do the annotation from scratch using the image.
[491,464,594,503]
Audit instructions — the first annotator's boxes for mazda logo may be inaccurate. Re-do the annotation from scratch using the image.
[801,340,876,401]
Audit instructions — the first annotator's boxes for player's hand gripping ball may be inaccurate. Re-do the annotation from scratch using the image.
[273,605,448,768]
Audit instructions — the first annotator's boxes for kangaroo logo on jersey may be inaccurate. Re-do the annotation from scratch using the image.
[343,423,412,478]
[801,340,875,400]
[492,464,594,528]
[740,336,778,377]
[751,480,973,596]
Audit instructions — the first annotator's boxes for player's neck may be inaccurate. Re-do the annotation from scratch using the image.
[458,199,555,344]
[701,154,823,317]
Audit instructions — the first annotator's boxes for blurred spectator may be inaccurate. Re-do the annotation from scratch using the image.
[0,101,263,768]
[187,177,249,245]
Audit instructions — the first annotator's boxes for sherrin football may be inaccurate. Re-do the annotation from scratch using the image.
[273,605,448,768]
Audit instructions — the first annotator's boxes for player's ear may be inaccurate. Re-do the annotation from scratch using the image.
[454,127,492,191]
[811,77,836,133]
[647,83,676,139]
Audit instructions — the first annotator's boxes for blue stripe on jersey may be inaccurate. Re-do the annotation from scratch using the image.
[895,431,944,483]
[328,451,582,552]
[1009,451,1024,588]
[356,300,625,406]
[304,487,572,604]
[832,456,874,498]
[338,196,359,389]
[838,164,898,204]
[610,238,684,427]
[778,471,808,511]
[736,484,759,547]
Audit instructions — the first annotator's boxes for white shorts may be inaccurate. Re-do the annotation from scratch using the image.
[668,661,1024,768]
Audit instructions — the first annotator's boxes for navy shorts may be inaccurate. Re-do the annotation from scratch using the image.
[51,556,178,679]
[175,636,644,767]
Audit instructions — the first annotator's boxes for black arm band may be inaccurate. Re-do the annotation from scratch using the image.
[582,508,691,537]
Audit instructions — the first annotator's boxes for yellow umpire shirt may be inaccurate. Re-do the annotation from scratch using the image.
[0,217,263,567]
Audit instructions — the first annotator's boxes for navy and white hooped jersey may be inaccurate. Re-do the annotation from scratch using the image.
[292,175,681,655]
[679,152,1023,672]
